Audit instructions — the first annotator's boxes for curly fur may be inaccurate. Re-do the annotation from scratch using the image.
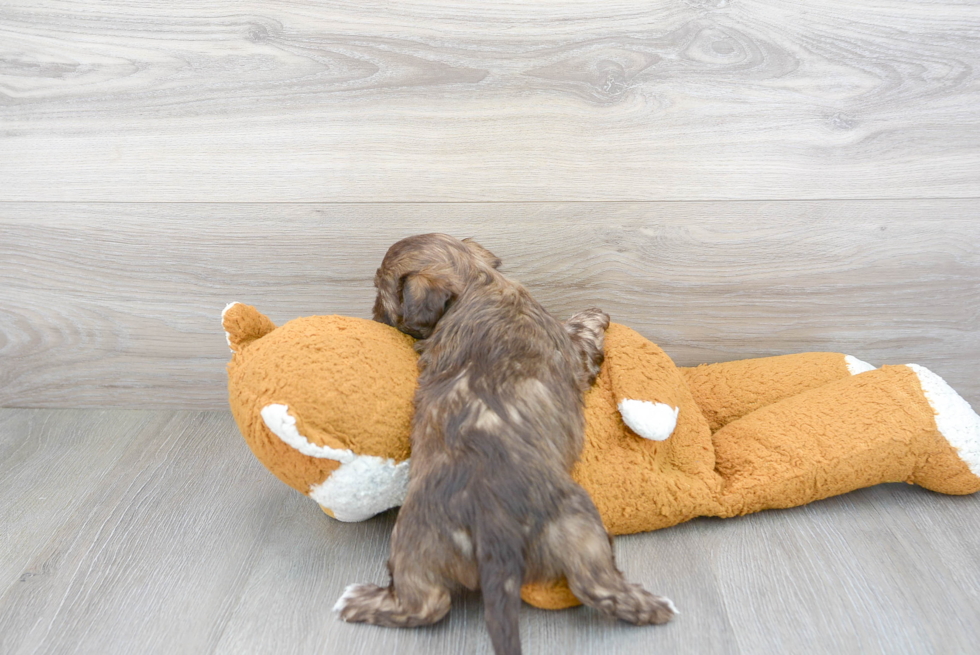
[338,234,675,655]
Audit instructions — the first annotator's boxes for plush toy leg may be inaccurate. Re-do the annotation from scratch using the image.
[680,352,873,432]
[521,579,580,610]
[714,364,980,517]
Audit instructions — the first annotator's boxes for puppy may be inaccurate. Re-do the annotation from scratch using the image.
[335,234,675,655]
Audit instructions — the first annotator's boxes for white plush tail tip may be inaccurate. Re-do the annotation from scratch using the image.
[905,364,980,477]
[845,355,876,375]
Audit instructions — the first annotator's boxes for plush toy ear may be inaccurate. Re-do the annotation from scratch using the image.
[400,271,456,339]
[222,302,276,353]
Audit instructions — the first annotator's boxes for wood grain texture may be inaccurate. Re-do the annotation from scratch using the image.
[0,409,165,594]
[2,0,979,201]
[0,409,289,655]
[1,408,979,654]
[1,200,977,409]
[697,484,980,654]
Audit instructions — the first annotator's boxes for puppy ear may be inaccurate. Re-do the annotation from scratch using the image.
[462,238,501,269]
[372,266,398,327]
[400,271,456,338]
[372,287,394,327]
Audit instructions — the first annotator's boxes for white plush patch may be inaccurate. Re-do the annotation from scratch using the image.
[617,399,678,441]
[261,404,355,463]
[906,364,980,478]
[309,454,411,522]
[222,301,240,352]
[261,403,410,522]
[844,355,876,375]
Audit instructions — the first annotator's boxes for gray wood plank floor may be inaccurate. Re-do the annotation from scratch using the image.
[2,408,979,655]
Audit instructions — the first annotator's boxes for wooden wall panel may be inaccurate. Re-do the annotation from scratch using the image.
[2,200,977,408]
[1,0,979,201]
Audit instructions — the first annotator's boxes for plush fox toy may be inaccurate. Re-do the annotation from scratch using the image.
[223,303,980,609]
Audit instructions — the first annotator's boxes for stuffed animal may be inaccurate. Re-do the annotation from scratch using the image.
[223,303,980,609]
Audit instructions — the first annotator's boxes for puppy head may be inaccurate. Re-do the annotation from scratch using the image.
[373,234,499,339]
[461,237,501,270]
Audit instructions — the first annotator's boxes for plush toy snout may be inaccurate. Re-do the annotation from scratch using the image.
[260,403,411,521]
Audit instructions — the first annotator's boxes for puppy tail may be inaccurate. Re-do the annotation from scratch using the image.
[475,518,525,655]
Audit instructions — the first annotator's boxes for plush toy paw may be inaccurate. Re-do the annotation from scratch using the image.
[904,363,980,494]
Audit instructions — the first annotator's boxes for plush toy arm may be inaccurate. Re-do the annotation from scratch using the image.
[679,352,874,432]
[521,579,581,610]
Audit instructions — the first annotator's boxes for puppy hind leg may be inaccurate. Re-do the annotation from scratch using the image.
[334,571,450,628]
[542,489,676,625]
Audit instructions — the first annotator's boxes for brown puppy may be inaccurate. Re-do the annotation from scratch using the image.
[335,234,675,655]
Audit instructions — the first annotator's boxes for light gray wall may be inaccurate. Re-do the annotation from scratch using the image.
[1,1,978,409]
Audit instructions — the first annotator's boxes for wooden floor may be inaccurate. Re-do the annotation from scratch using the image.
[1,408,978,655]
[3,1,980,653]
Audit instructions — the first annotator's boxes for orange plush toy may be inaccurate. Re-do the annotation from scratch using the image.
[223,303,980,609]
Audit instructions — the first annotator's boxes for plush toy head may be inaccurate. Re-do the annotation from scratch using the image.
[224,302,418,521]
[223,303,704,527]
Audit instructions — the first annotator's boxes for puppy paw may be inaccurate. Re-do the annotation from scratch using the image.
[333,583,388,623]
[566,308,610,337]
[565,308,611,388]
[612,585,678,625]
